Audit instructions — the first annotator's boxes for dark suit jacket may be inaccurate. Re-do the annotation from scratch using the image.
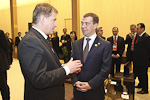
[101,36,106,40]
[15,36,22,47]
[107,36,125,57]
[125,34,135,61]
[60,34,70,47]
[51,36,59,52]
[134,32,150,66]
[17,28,66,100]
[0,30,10,72]
[71,36,111,98]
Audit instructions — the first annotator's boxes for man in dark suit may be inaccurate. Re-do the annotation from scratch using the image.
[71,13,111,100]
[125,24,137,77]
[107,27,125,77]
[60,28,71,63]
[96,27,106,40]
[15,32,22,47]
[134,23,150,94]
[0,30,10,100]
[5,32,14,65]
[51,31,59,56]
[17,3,82,100]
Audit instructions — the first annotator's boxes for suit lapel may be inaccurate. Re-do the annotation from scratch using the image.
[79,38,84,63]
[31,28,61,66]
[85,36,101,62]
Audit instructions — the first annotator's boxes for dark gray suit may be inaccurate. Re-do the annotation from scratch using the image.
[17,28,66,100]
[71,36,111,100]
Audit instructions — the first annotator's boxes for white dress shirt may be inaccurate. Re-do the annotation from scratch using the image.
[83,33,97,51]
[139,31,145,37]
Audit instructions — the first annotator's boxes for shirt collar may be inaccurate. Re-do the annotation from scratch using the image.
[32,26,48,39]
[139,31,145,37]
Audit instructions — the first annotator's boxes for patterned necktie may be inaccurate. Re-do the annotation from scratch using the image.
[83,38,91,63]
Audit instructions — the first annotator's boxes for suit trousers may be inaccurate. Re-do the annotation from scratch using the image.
[111,57,121,76]
[135,64,148,91]
[73,88,104,100]
[0,71,10,100]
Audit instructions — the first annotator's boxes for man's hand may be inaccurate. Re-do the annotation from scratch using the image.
[75,81,92,92]
[65,58,82,74]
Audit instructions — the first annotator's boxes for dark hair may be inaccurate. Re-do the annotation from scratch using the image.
[32,3,58,24]
[63,28,67,31]
[5,32,10,35]
[137,23,145,30]
[18,32,21,35]
[83,13,99,24]
[70,31,77,40]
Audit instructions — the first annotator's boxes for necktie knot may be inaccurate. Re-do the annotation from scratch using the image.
[86,38,91,43]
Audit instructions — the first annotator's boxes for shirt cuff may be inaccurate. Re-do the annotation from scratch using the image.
[63,66,70,75]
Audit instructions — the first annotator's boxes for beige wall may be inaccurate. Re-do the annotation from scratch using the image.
[0,0,150,39]
[17,0,72,37]
[0,9,11,37]
[80,0,150,38]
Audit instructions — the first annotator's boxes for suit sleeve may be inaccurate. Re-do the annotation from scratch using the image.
[118,38,125,56]
[18,38,66,89]
[71,41,78,84]
[88,42,112,90]
[125,34,132,44]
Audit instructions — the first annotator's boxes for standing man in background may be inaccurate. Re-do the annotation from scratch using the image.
[5,32,14,65]
[60,28,71,63]
[107,27,125,77]
[96,27,105,40]
[15,32,22,47]
[71,13,111,100]
[17,3,82,100]
[0,30,10,100]
[125,24,137,77]
[134,23,150,94]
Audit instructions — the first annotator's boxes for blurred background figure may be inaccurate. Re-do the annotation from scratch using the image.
[51,31,59,56]
[107,27,125,77]
[96,27,105,40]
[5,32,14,65]
[125,24,137,77]
[0,30,10,100]
[68,31,77,59]
[60,28,70,63]
[15,32,22,48]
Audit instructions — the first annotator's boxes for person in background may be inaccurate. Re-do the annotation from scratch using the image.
[134,23,150,94]
[15,32,22,48]
[96,27,105,40]
[17,3,82,100]
[107,27,125,77]
[60,28,71,63]
[0,30,10,100]
[71,13,111,100]
[124,24,137,77]
[68,31,77,59]
[51,31,59,56]
[5,32,14,65]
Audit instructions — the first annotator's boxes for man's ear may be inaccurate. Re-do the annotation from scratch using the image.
[94,23,98,30]
[40,15,46,25]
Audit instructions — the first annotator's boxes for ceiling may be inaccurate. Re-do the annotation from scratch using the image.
[0,0,46,10]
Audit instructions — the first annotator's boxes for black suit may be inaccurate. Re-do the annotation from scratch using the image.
[134,32,150,91]
[51,36,59,55]
[15,36,22,47]
[107,36,125,76]
[71,36,111,100]
[101,36,106,40]
[0,30,10,100]
[60,34,71,63]
[17,28,67,100]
